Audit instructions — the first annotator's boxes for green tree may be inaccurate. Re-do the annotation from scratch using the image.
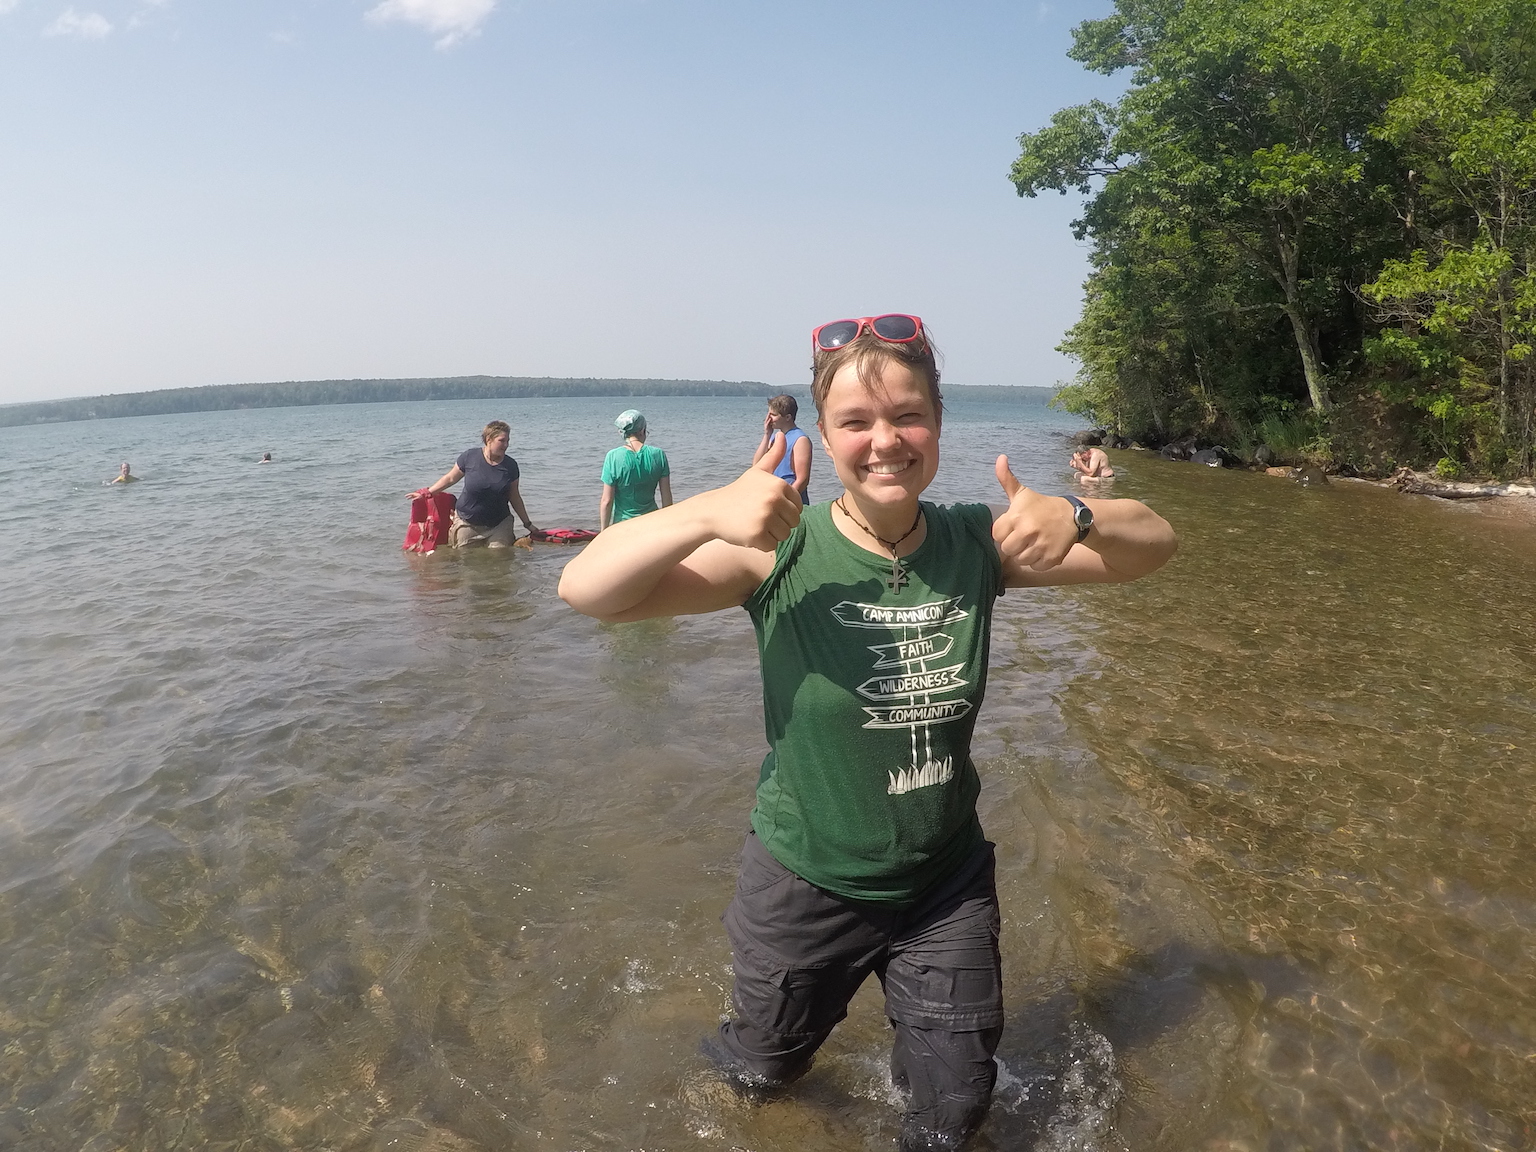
[1362,0,1536,473]
[1015,0,1403,424]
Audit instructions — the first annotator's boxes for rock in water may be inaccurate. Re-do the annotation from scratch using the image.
[1292,465,1328,486]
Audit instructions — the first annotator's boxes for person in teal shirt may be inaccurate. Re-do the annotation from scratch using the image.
[600,409,673,528]
[560,317,1176,1150]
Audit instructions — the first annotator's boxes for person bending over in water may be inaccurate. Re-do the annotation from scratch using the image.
[600,410,673,529]
[409,420,540,548]
[559,313,1176,1151]
[1070,445,1114,479]
[752,392,811,503]
[108,462,138,484]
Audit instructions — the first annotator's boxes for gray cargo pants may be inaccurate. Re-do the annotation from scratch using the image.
[715,832,1003,1147]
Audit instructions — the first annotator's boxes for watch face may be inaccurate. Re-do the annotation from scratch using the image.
[1072,501,1093,538]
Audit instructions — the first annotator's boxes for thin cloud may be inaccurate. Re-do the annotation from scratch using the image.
[0,0,22,16]
[44,8,112,37]
[366,0,495,49]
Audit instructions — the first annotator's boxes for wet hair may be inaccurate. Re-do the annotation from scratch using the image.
[767,393,798,420]
[811,327,943,426]
[482,420,511,444]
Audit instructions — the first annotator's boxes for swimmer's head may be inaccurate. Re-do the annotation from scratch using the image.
[482,420,511,445]
[811,321,942,428]
[120,462,131,474]
[615,410,646,439]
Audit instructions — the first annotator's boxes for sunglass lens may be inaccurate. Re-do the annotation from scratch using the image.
[816,321,861,350]
[871,314,918,341]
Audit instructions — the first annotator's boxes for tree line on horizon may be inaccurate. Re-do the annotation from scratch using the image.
[1013,0,1535,479]
[0,376,1056,429]
[0,376,776,428]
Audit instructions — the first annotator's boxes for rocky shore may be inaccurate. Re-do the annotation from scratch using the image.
[1071,429,1536,502]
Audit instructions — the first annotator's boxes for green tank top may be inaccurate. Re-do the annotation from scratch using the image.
[743,501,1003,905]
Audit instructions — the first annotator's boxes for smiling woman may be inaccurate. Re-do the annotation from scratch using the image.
[558,315,1176,1150]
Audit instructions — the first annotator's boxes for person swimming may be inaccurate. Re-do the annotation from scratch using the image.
[107,462,139,484]
[258,452,272,463]
[1070,446,1115,479]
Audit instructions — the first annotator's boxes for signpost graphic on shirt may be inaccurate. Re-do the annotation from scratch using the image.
[832,597,974,795]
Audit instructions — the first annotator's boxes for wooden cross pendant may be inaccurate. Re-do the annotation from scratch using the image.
[886,557,909,593]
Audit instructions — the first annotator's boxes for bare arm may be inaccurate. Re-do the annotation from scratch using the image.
[600,484,615,530]
[409,464,463,499]
[559,435,799,622]
[790,435,811,498]
[750,412,776,465]
[507,480,537,532]
[990,455,1175,588]
[658,475,673,507]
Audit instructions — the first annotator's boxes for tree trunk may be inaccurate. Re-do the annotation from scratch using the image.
[1284,306,1332,413]
[1496,181,1511,439]
[1270,217,1331,412]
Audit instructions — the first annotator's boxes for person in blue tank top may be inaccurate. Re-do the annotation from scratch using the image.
[752,393,811,503]
[558,315,1177,1151]
[600,409,673,528]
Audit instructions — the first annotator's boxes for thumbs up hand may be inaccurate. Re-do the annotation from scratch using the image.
[696,430,802,551]
[755,428,787,475]
[991,455,1078,571]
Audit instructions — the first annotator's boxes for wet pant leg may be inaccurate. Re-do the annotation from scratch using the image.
[450,513,519,548]
[716,833,887,1084]
[889,1023,1002,1149]
[882,843,1003,1149]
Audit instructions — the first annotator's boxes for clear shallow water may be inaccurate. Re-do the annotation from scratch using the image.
[1,396,1534,1151]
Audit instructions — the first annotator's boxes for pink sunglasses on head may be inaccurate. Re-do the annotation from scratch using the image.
[812,314,925,352]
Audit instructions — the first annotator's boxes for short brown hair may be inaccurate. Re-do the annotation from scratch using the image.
[482,420,510,444]
[767,393,798,420]
[811,329,942,425]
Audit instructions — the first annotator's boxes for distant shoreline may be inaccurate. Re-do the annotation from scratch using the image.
[0,377,1058,428]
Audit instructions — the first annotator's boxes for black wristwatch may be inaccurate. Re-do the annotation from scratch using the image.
[1064,494,1094,542]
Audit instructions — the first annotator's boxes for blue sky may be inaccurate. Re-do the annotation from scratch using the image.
[0,1,1123,404]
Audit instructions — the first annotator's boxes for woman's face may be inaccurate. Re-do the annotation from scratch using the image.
[817,358,939,508]
[485,432,510,458]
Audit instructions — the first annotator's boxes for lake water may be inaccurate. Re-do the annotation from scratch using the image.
[2,395,1535,1151]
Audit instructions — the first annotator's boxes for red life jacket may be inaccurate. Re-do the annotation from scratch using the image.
[531,527,598,544]
[403,491,457,554]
